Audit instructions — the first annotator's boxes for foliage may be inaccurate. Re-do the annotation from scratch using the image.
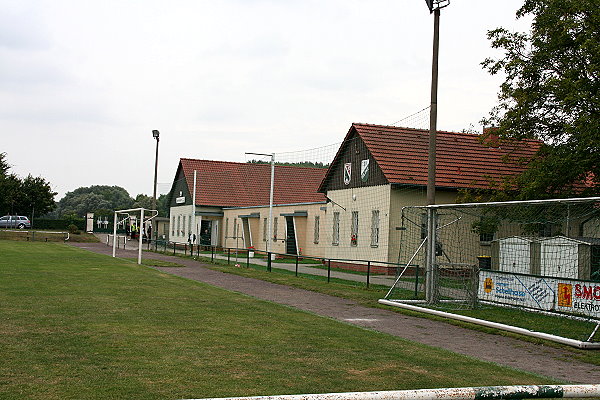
[481,0,599,199]
[247,159,330,169]
[0,152,56,217]
[55,185,133,217]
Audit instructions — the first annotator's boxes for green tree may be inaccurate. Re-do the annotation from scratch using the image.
[0,152,9,176]
[482,0,599,199]
[20,175,57,220]
[56,185,133,217]
[0,153,56,217]
[132,194,153,210]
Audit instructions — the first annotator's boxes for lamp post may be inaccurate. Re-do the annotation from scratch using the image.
[152,130,160,212]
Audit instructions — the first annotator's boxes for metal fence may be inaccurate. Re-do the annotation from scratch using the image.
[142,238,423,292]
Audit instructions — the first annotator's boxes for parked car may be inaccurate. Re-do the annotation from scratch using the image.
[0,215,31,229]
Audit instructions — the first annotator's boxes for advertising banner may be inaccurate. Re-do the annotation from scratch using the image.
[479,271,600,319]
[479,270,555,311]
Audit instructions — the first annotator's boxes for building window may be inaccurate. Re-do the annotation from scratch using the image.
[420,213,427,240]
[171,215,175,236]
[233,218,237,238]
[263,218,267,241]
[313,216,320,244]
[189,215,192,238]
[273,217,278,241]
[225,218,229,238]
[351,211,359,246]
[182,215,186,237]
[177,215,181,237]
[332,212,340,245]
[371,210,380,247]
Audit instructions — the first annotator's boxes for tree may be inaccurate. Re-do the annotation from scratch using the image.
[481,0,599,199]
[55,185,133,217]
[0,152,9,176]
[0,153,56,217]
[132,194,153,210]
[20,175,56,220]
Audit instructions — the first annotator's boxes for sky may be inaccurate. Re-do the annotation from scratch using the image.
[0,0,532,201]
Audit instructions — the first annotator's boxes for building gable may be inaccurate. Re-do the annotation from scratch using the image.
[319,127,388,192]
[168,164,193,208]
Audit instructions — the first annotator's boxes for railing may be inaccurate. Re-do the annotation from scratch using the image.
[144,239,424,293]
[183,384,600,400]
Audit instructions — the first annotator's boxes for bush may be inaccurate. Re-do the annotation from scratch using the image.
[67,224,80,234]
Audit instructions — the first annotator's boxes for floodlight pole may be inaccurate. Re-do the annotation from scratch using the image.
[152,130,160,212]
[427,8,440,206]
[425,3,444,304]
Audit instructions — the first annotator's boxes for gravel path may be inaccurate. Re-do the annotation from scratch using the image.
[72,242,600,384]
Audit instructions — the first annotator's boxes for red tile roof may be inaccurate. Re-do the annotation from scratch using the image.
[351,123,542,190]
[179,159,327,207]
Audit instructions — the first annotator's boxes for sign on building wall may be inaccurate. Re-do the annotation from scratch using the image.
[360,159,369,182]
[478,270,600,319]
[343,163,352,185]
[176,196,186,204]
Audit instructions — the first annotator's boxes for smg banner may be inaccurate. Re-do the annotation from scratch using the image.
[478,270,600,319]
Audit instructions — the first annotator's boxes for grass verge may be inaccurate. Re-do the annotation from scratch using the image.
[158,250,600,366]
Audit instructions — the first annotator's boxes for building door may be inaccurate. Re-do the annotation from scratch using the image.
[285,216,297,255]
[242,218,252,248]
[200,220,212,245]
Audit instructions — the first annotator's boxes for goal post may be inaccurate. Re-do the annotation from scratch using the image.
[112,207,159,264]
[384,196,600,315]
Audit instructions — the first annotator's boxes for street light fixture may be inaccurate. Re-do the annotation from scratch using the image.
[152,130,160,212]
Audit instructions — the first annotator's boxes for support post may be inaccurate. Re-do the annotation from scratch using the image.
[112,212,118,258]
[137,208,144,265]
[427,8,440,206]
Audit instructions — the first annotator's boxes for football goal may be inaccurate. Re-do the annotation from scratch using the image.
[111,207,158,265]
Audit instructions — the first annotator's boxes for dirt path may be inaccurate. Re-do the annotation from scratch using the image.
[72,242,600,384]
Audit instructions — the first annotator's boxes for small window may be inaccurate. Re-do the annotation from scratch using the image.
[332,212,340,245]
[182,215,186,237]
[171,216,175,236]
[177,215,181,236]
[351,211,359,246]
[233,218,237,238]
[263,218,267,241]
[273,217,278,241]
[313,216,320,244]
[371,210,380,247]
[225,218,229,238]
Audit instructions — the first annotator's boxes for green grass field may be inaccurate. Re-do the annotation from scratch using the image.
[167,251,600,349]
[1,241,558,399]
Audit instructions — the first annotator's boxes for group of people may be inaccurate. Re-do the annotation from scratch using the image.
[125,223,152,241]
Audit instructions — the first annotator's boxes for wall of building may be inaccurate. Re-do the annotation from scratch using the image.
[322,185,391,263]
[222,203,326,255]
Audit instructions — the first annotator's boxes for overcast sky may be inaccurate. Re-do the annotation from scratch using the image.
[1,0,531,200]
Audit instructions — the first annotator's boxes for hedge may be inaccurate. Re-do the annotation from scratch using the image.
[32,219,86,231]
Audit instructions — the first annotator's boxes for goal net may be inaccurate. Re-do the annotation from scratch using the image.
[384,197,600,317]
[111,208,158,264]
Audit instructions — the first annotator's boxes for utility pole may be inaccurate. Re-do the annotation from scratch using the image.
[427,7,440,206]
[424,0,449,304]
